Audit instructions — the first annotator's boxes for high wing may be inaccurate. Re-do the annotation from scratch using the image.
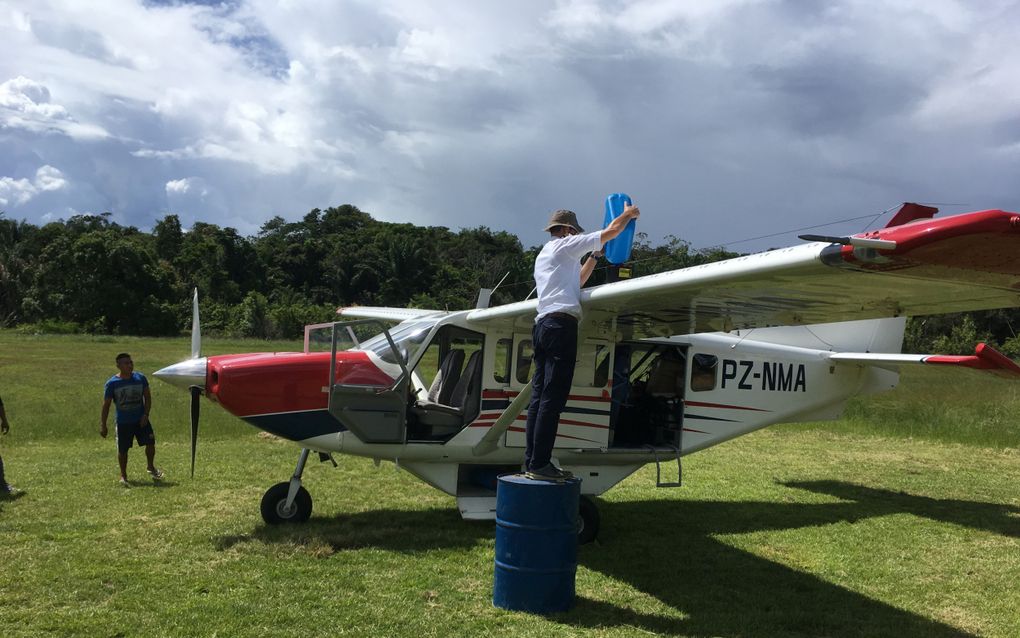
[337,306,449,322]
[467,208,1020,339]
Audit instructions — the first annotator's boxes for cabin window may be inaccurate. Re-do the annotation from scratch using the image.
[494,338,512,384]
[690,353,718,392]
[515,339,534,384]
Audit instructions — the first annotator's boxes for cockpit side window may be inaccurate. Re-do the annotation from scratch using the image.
[690,353,718,391]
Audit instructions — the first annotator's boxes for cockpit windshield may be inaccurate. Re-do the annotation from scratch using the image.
[356,318,437,365]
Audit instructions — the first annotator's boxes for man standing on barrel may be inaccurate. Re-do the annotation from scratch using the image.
[525,202,641,480]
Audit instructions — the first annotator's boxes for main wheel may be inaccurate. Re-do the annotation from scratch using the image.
[260,481,313,524]
[577,496,600,544]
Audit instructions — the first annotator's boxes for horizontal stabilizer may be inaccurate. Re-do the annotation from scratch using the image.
[829,343,1020,378]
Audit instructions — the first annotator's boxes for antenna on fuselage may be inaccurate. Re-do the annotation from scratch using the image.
[476,271,511,309]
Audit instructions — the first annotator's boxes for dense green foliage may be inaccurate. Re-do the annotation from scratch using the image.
[0,206,739,339]
[3,205,1020,353]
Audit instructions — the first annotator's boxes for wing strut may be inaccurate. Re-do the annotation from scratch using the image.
[472,385,532,457]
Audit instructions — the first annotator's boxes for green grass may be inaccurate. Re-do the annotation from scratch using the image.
[1,331,1018,637]
[797,366,1020,448]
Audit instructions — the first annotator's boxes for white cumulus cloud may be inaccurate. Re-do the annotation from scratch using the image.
[165,178,193,195]
[0,75,109,139]
[0,165,67,207]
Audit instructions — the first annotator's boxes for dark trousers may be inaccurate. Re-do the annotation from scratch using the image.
[525,314,578,470]
[0,454,5,485]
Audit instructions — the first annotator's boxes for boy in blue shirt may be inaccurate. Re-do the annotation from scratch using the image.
[101,353,163,486]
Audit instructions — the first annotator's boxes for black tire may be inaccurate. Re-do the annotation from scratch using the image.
[577,496,600,544]
[260,481,313,524]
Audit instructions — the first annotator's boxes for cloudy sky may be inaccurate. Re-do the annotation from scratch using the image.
[2,0,1019,252]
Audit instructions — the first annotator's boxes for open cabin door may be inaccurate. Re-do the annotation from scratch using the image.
[609,342,688,449]
[324,319,414,444]
[406,325,485,443]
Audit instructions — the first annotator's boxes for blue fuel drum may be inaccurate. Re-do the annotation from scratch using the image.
[603,192,635,265]
[493,474,580,613]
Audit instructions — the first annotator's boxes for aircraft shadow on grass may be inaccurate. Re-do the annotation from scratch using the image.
[563,480,1017,637]
[216,480,1017,637]
[215,507,489,553]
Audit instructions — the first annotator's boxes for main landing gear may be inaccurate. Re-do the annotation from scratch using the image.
[260,448,313,524]
[577,495,601,544]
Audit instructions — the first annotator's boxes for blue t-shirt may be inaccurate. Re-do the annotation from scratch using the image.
[104,372,148,424]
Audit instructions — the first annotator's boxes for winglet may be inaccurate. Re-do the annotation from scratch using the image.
[924,343,1020,378]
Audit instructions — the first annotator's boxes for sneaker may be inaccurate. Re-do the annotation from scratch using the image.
[119,477,130,487]
[526,464,573,481]
[147,468,164,481]
[1,483,19,496]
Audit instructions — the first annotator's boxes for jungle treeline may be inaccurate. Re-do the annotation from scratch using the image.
[1,204,1018,355]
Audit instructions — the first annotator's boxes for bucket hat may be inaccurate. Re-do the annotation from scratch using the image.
[543,209,584,233]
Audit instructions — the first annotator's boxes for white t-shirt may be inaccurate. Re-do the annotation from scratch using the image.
[534,231,604,321]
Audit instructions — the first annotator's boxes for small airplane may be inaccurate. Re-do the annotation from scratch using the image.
[155,203,1020,543]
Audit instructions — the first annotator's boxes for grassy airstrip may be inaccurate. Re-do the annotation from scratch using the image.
[0,331,1018,637]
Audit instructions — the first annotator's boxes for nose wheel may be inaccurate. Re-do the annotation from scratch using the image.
[260,448,314,524]
[261,482,312,523]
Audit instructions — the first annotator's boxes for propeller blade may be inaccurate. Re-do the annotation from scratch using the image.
[190,385,201,478]
[190,287,201,360]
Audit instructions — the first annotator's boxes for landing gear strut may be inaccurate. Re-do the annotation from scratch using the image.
[260,448,313,524]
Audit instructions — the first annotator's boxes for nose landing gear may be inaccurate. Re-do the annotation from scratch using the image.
[260,448,313,524]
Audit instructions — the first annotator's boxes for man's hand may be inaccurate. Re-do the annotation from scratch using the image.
[140,414,149,427]
[623,203,640,220]
[100,423,108,438]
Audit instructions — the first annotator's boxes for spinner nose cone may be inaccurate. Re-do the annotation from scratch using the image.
[154,357,208,391]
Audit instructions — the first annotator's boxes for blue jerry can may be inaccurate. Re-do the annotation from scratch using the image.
[603,192,635,265]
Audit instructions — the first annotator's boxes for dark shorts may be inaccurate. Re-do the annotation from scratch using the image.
[115,420,156,454]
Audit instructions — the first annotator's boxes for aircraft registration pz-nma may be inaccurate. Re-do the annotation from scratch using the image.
[155,203,1020,543]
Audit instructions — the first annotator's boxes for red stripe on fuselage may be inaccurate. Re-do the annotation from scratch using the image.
[684,400,769,412]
